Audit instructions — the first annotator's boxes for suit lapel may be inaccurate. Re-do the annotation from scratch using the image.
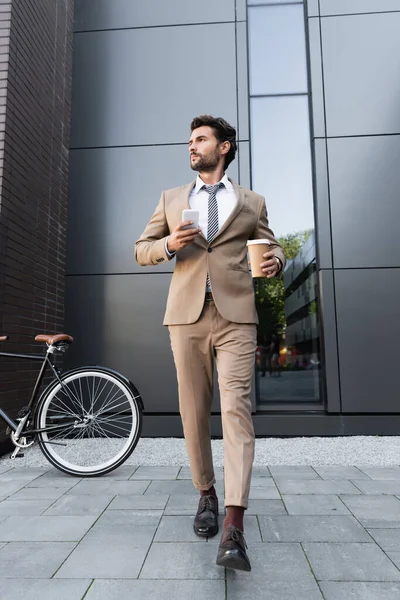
[179,180,208,248]
[177,177,244,248]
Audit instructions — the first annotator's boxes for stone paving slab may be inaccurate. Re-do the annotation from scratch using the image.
[67,480,150,496]
[283,494,350,515]
[303,542,400,581]
[259,515,372,543]
[226,543,323,600]
[85,579,226,600]
[0,515,97,542]
[0,499,55,516]
[1,465,400,597]
[108,494,169,511]
[164,494,205,515]
[357,466,400,480]
[354,480,400,495]
[94,509,162,529]
[130,466,180,480]
[26,476,81,489]
[387,551,400,569]
[0,542,77,578]
[276,479,362,495]
[367,528,400,552]
[55,525,157,579]
[9,487,68,501]
[0,481,34,500]
[313,466,371,480]
[140,542,225,579]
[0,578,92,600]
[248,486,281,500]
[246,499,287,515]
[145,479,213,496]
[320,581,400,600]
[154,515,207,542]
[43,494,114,516]
[269,466,320,480]
[0,467,49,481]
[340,495,400,528]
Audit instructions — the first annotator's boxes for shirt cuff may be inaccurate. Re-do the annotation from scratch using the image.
[165,236,176,259]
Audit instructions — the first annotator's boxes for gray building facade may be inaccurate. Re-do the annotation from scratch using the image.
[65,0,400,437]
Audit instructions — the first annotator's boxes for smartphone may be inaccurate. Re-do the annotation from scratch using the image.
[182,209,199,230]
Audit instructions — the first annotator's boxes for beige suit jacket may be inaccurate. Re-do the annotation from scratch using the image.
[135,179,285,326]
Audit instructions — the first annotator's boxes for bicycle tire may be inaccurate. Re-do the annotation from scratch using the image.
[35,366,143,477]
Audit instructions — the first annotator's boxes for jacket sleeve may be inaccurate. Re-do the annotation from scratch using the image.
[251,197,286,273]
[134,191,172,266]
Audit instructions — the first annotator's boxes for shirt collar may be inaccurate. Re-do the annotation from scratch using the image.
[194,173,233,195]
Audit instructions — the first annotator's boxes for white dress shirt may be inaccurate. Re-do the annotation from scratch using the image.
[189,173,237,239]
[165,174,237,258]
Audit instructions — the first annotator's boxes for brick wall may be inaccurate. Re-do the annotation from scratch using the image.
[0,0,74,448]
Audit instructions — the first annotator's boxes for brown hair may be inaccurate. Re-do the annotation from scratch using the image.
[190,115,237,170]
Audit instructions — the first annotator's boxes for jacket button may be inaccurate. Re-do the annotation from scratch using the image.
[207,247,213,253]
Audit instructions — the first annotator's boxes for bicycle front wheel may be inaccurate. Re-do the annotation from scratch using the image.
[35,367,142,476]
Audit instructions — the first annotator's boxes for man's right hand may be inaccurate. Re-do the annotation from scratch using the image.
[167,221,201,253]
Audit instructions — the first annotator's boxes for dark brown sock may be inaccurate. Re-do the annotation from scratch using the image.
[224,506,245,532]
[200,485,217,498]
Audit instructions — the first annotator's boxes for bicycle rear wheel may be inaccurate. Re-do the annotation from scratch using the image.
[35,367,142,476]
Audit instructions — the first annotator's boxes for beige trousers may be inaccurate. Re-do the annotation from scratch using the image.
[168,300,256,508]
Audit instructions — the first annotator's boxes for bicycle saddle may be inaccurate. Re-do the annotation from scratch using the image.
[35,334,74,345]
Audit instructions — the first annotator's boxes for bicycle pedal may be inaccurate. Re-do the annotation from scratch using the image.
[10,453,24,459]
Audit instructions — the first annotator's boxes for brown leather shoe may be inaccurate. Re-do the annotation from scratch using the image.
[216,525,251,571]
[193,495,219,538]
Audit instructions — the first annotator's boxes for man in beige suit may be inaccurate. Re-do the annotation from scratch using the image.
[135,115,285,571]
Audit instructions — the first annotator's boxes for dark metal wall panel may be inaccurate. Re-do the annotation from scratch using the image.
[328,136,400,269]
[67,145,239,275]
[236,20,250,141]
[74,0,235,32]
[238,142,251,190]
[306,0,319,17]
[320,0,400,16]
[318,270,340,412]
[321,12,400,137]
[312,139,332,270]
[335,268,400,413]
[70,24,238,149]
[236,0,247,21]
[65,273,179,413]
[307,16,325,138]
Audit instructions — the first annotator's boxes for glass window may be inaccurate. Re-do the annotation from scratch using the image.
[250,96,313,236]
[248,5,308,95]
[250,96,321,403]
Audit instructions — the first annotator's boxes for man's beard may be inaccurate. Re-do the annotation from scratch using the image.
[190,149,220,172]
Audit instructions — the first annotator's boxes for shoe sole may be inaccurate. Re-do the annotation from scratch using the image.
[193,524,219,538]
[216,553,251,572]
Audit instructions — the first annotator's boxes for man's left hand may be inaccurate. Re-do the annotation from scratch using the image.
[260,250,281,278]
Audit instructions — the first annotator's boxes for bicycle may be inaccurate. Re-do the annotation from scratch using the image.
[0,333,143,477]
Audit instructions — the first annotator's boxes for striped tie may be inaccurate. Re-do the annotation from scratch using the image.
[204,182,223,290]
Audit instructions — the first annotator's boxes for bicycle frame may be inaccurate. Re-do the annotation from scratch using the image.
[0,347,63,433]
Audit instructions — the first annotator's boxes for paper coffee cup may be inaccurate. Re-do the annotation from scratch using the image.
[247,239,271,278]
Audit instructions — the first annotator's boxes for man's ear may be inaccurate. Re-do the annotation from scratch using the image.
[220,140,231,156]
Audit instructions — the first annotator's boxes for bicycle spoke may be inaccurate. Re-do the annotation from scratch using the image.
[37,370,141,475]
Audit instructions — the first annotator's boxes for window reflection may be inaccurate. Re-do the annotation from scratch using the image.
[248,3,321,403]
[248,4,308,95]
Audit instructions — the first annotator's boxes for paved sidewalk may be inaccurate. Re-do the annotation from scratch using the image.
[1,465,400,598]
